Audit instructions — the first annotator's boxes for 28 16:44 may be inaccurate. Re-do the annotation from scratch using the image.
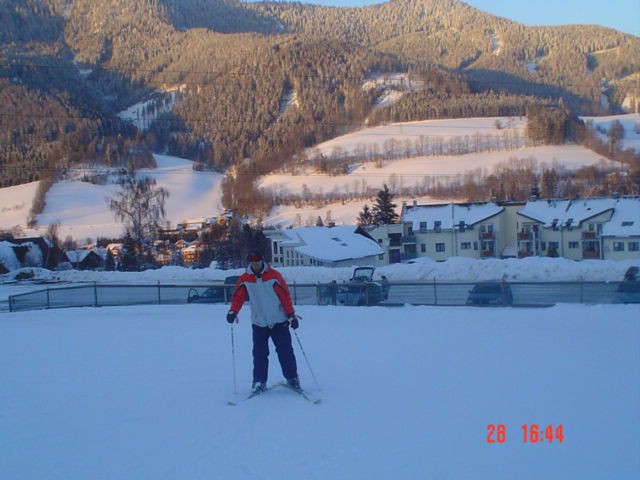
[487,424,564,444]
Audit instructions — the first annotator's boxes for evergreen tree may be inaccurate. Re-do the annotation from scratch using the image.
[372,184,399,225]
[104,249,116,271]
[357,204,375,226]
[541,168,559,198]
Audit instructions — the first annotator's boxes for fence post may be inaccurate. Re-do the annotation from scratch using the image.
[433,278,438,305]
[94,282,98,307]
[157,280,161,305]
[47,288,50,309]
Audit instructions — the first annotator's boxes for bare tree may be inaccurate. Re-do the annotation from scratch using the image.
[107,172,169,248]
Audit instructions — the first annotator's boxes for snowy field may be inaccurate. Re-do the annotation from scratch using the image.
[1,302,638,480]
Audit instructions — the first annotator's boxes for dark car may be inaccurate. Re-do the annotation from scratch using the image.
[187,276,240,304]
[613,266,640,304]
[466,281,513,306]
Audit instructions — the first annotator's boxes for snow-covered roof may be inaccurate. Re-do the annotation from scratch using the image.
[66,249,97,264]
[0,241,20,271]
[275,226,383,262]
[518,197,640,235]
[403,203,503,230]
[602,197,640,237]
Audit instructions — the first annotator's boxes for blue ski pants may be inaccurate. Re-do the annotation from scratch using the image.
[252,322,298,383]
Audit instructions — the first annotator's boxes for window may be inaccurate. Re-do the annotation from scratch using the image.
[568,241,579,249]
[434,221,442,232]
[473,241,478,250]
[419,221,427,233]
[436,243,446,252]
[613,242,625,252]
[461,242,471,250]
[629,242,639,252]
[549,241,559,250]
[541,242,547,251]
[420,244,426,253]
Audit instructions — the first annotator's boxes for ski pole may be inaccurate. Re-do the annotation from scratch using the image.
[293,329,321,391]
[230,324,237,394]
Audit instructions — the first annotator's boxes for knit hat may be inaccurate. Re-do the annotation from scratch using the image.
[247,250,263,262]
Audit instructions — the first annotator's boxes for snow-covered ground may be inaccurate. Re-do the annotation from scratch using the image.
[1,301,638,479]
[583,113,640,152]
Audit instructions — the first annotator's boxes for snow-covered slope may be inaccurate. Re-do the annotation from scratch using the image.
[32,154,224,241]
[1,115,637,240]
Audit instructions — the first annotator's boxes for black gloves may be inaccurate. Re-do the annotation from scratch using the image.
[226,310,237,324]
[288,314,299,329]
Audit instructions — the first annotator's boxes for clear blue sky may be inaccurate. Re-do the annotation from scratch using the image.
[298,0,640,37]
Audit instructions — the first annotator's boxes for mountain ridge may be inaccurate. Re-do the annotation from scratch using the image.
[0,0,638,214]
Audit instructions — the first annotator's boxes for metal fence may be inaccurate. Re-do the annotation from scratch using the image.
[6,280,635,312]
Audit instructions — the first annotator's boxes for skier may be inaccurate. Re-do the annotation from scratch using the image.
[226,250,301,394]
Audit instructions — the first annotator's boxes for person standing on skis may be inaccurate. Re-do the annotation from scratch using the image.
[226,250,301,394]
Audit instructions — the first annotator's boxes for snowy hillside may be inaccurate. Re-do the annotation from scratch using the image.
[0,115,637,241]
[1,302,638,479]
[30,155,222,241]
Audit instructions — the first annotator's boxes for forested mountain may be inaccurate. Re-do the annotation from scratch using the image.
[1,0,638,214]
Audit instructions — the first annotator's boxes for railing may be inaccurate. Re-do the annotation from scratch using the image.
[6,280,636,312]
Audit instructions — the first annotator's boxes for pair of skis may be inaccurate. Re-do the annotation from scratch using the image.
[227,381,321,406]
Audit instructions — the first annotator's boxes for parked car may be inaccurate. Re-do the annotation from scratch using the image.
[613,266,640,304]
[466,281,513,306]
[187,276,239,304]
[335,267,386,306]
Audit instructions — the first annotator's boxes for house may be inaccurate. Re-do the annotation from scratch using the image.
[181,241,209,265]
[0,237,61,271]
[265,226,384,267]
[64,249,104,270]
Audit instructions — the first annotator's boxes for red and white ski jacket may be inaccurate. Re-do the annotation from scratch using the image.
[230,263,295,328]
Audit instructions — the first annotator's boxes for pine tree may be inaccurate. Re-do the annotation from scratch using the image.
[372,184,399,225]
[357,204,375,226]
[104,249,116,271]
[541,168,559,198]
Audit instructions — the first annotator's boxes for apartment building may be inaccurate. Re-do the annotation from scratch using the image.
[369,196,640,263]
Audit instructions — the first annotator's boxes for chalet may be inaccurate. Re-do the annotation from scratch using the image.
[64,249,104,270]
[181,241,208,265]
[0,237,61,271]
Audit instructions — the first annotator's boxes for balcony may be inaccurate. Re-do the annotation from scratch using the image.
[481,232,495,239]
[582,232,597,239]
[518,232,532,240]
[401,236,417,244]
[583,250,599,259]
[481,250,494,257]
